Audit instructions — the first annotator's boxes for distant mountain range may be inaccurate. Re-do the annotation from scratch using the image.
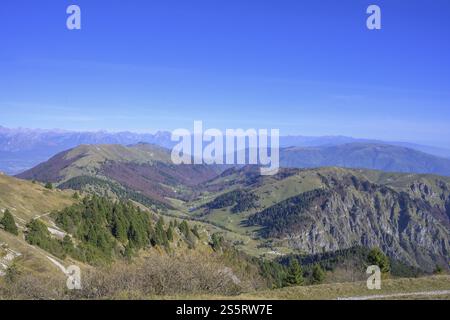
[280,143,450,177]
[2,125,450,175]
[280,135,450,159]
[0,126,174,174]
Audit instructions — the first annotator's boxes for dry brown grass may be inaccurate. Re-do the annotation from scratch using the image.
[238,275,450,300]
[0,249,265,300]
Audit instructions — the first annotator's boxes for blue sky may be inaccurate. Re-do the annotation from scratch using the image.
[1,0,450,147]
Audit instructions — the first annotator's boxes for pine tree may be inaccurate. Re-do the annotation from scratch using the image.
[166,225,174,241]
[1,209,18,235]
[433,265,444,275]
[5,263,21,283]
[368,247,390,273]
[128,217,148,248]
[179,220,190,238]
[210,233,223,252]
[191,225,200,239]
[124,243,134,260]
[284,259,304,286]
[111,209,128,243]
[155,217,169,247]
[62,235,74,253]
[185,230,197,249]
[312,264,325,284]
[44,182,53,190]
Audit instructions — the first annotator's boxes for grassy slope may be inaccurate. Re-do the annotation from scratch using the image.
[241,275,450,300]
[0,173,76,277]
[0,173,75,223]
[60,144,171,181]
[172,275,450,300]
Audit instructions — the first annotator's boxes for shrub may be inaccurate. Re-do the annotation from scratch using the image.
[1,209,19,235]
[368,247,390,273]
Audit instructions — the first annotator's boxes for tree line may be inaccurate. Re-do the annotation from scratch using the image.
[203,189,259,214]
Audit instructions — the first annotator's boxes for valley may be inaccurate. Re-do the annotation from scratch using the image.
[1,143,449,300]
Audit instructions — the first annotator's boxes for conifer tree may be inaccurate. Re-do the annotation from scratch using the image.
[179,220,190,238]
[312,264,325,284]
[166,225,174,242]
[1,209,18,235]
[368,247,390,273]
[62,235,74,253]
[191,225,200,239]
[285,259,304,286]
[155,217,169,247]
[210,233,223,252]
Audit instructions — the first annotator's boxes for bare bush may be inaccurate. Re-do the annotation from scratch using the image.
[0,273,66,300]
[1,249,265,300]
[74,251,244,299]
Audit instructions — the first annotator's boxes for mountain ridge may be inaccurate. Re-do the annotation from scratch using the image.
[2,125,450,174]
[280,143,450,176]
[16,143,220,208]
[193,166,450,272]
[10,144,450,273]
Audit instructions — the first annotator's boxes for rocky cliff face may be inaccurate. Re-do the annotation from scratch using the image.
[249,173,450,271]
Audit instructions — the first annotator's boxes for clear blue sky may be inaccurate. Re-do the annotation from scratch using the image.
[1,0,450,147]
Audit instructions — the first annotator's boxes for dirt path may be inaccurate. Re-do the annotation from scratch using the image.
[46,256,68,274]
[33,212,51,220]
[338,290,450,300]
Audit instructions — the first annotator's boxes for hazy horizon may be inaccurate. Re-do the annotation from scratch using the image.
[2,123,450,151]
